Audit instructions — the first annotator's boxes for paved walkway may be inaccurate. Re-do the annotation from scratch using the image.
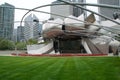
[108,53,120,56]
[0,50,120,57]
[0,50,26,56]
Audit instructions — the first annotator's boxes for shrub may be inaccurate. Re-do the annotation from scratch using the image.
[0,38,15,50]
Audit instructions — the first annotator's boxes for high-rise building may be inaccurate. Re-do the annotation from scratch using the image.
[51,0,85,19]
[98,0,120,20]
[72,0,85,17]
[13,28,17,42]
[24,14,40,41]
[17,26,24,42]
[0,3,15,40]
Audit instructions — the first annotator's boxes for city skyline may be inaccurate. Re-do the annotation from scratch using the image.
[0,0,56,21]
[0,0,97,28]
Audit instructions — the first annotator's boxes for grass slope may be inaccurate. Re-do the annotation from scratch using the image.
[0,56,120,80]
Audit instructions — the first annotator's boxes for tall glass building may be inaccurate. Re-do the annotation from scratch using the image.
[51,0,85,19]
[17,26,24,42]
[0,3,15,40]
[98,0,120,20]
[24,14,40,41]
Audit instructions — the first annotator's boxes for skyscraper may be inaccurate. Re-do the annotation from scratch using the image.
[98,0,120,20]
[0,3,15,40]
[72,0,85,17]
[24,14,40,41]
[17,26,24,42]
[51,0,85,19]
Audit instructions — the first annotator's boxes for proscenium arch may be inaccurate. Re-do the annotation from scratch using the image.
[20,2,120,26]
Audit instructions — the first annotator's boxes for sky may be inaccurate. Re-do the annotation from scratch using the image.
[0,0,98,27]
[0,0,56,21]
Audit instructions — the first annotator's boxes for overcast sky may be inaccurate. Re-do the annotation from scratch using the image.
[0,0,56,21]
[0,0,98,27]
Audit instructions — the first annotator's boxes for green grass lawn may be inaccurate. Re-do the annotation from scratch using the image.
[0,56,120,80]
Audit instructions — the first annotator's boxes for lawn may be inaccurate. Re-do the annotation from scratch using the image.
[0,56,120,80]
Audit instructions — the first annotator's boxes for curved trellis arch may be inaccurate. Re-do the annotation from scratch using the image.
[20,2,120,26]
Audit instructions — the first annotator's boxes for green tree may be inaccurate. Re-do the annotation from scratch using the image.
[15,39,38,50]
[16,42,27,50]
[26,39,38,45]
[0,38,15,50]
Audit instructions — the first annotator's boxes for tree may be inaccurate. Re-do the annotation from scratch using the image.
[26,39,38,45]
[16,42,26,50]
[0,38,15,50]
